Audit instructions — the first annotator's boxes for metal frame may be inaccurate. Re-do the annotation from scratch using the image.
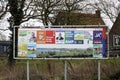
[13,25,109,60]
[107,27,110,58]
[13,26,15,59]
[14,25,107,28]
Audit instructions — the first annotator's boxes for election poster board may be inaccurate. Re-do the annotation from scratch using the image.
[16,27,107,59]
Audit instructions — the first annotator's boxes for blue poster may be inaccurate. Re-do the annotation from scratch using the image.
[27,44,37,57]
[65,31,74,44]
[102,39,106,57]
[93,31,102,44]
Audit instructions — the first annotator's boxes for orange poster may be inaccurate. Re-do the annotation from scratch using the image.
[36,30,46,44]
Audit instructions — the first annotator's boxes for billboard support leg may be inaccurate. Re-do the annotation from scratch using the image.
[98,60,101,80]
[27,60,30,80]
[64,60,67,80]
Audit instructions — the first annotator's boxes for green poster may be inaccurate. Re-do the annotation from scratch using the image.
[93,44,102,58]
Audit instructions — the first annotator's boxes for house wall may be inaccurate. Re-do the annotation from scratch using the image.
[0,41,11,56]
[109,13,120,56]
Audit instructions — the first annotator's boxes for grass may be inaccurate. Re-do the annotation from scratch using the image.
[0,57,120,80]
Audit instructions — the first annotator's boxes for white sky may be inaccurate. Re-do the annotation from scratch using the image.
[0,12,11,40]
[0,0,119,40]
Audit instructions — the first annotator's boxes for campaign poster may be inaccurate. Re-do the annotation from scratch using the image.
[18,30,28,57]
[27,44,37,57]
[18,30,28,44]
[84,30,93,44]
[102,27,106,39]
[65,31,74,44]
[27,31,36,43]
[18,44,27,57]
[46,30,55,44]
[93,44,102,58]
[56,31,65,44]
[93,31,102,44]
[74,30,84,44]
[36,30,46,44]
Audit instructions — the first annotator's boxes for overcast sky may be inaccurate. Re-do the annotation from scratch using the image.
[0,0,119,40]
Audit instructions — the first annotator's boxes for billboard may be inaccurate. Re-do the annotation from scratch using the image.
[16,27,107,59]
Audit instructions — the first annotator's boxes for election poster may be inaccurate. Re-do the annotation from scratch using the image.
[18,30,28,57]
[27,44,37,58]
[27,31,36,43]
[93,31,102,44]
[93,44,102,58]
[18,44,27,57]
[18,30,28,44]
[46,30,55,44]
[74,30,84,44]
[36,30,46,44]
[65,30,74,44]
[56,31,65,44]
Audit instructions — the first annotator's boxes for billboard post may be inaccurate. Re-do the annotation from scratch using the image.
[64,60,67,80]
[98,60,101,80]
[107,27,110,58]
[27,60,30,80]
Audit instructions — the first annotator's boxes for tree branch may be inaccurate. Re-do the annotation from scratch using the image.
[0,28,9,31]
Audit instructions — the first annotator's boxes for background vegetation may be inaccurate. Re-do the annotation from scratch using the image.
[0,57,120,80]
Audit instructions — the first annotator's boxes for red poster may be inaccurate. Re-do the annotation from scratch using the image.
[102,27,106,39]
[46,30,55,44]
[36,30,46,44]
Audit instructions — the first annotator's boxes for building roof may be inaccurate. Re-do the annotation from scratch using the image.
[110,13,120,34]
[53,10,105,26]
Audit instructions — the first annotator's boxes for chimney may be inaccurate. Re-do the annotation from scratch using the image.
[96,10,101,18]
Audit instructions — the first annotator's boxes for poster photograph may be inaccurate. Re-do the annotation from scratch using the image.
[37,30,46,44]
[27,44,37,58]
[55,31,65,44]
[28,31,36,43]
[18,44,27,57]
[17,28,106,59]
[93,44,102,58]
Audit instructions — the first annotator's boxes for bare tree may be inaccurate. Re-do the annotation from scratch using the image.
[52,0,84,25]
[84,0,120,23]
[21,0,41,23]
[0,0,9,41]
[33,0,62,25]
[32,0,84,25]
[62,0,83,12]
[0,0,8,19]
[0,32,6,40]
